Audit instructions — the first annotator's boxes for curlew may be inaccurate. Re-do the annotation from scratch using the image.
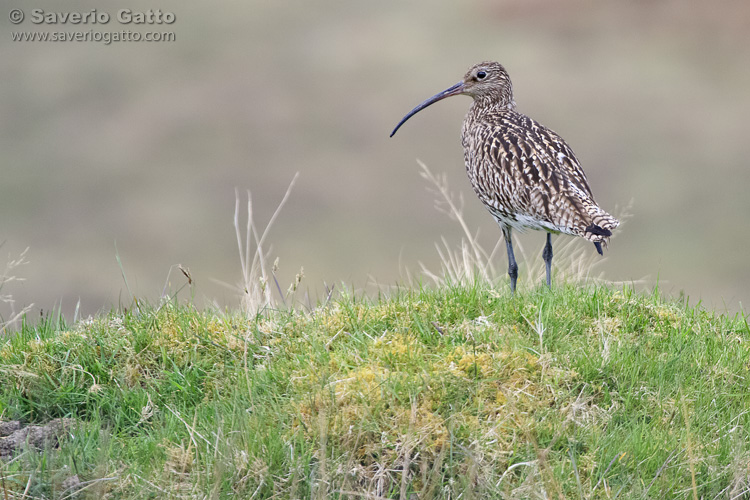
[391,61,619,293]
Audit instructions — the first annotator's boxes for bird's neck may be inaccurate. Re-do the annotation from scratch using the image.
[468,96,517,121]
[471,95,516,113]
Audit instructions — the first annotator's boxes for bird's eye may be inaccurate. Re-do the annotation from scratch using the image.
[476,70,487,80]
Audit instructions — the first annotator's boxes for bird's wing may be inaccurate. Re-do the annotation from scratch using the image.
[503,114,596,199]
[477,118,610,236]
[519,122,619,235]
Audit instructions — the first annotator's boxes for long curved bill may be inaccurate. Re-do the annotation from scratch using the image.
[390,81,465,137]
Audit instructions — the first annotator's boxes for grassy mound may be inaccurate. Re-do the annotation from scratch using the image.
[1,283,749,498]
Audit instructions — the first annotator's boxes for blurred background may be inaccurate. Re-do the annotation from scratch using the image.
[1,0,749,318]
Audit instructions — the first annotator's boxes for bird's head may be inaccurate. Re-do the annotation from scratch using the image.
[460,61,513,102]
[390,61,514,137]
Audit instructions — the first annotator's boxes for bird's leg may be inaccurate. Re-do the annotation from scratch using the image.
[503,226,518,294]
[542,232,553,288]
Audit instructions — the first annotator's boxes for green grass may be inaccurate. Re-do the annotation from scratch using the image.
[0,282,749,499]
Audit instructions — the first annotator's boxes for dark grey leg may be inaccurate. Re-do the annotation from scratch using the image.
[503,226,518,293]
[542,232,553,288]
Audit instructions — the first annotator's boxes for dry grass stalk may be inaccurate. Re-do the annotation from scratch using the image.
[0,247,32,336]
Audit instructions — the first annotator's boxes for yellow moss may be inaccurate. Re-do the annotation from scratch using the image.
[370,302,409,325]
[26,339,46,354]
[259,318,281,336]
[315,301,406,339]
[373,331,421,363]
[655,305,682,326]
[523,352,539,366]
[217,318,252,351]
[315,304,347,334]
[457,351,492,377]
[291,363,388,431]
[495,390,507,405]
[591,315,622,336]
[334,365,388,406]
[0,344,12,360]
[205,318,229,340]
[291,359,453,461]
[123,361,143,387]
[391,403,449,452]
[445,345,495,379]
[608,291,683,328]
[57,330,77,342]
[353,366,381,384]
[22,341,56,375]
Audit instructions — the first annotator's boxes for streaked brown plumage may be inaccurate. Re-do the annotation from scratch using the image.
[391,61,619,292]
